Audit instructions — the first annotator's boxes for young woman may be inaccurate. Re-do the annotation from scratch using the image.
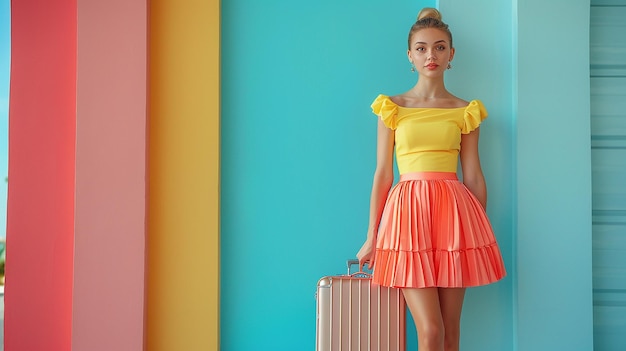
[356,8,506,351]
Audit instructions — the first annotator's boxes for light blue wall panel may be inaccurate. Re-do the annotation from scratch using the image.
[221,1,433,350]
[516,1,594,351]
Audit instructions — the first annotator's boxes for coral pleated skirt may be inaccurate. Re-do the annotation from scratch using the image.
[373,172,506,288]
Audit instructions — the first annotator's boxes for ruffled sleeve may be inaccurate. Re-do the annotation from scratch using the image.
[371,94,398,130]
[461,100,488,134]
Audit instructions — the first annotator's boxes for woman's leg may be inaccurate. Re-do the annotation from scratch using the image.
[402,288,445,351]
[438,288,466,351]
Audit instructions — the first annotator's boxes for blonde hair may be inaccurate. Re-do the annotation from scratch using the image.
[407,8,453,49]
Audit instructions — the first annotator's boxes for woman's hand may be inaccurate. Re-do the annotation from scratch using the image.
[357,237,376,271]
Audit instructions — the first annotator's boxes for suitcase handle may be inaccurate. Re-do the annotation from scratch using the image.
[347,259,372,277]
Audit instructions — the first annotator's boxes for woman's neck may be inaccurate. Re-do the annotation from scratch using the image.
[409,77,450,99]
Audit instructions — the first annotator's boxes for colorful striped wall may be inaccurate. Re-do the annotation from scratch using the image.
[5,0,220,350]
[5,1,596,351]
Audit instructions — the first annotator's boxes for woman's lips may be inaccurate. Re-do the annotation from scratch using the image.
[425,63,439,69]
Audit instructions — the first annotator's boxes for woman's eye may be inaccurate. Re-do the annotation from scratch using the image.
[416,47,424,51]
[437,45,446,50]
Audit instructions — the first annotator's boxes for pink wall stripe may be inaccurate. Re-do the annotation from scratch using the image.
[5,1,77,350]
[73,0,147,350]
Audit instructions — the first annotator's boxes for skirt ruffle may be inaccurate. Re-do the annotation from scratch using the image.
[372,172,506,288]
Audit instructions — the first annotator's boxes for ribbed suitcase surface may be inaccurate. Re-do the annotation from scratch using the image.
[316,260,406,351]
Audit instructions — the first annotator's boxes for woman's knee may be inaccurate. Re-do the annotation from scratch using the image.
[442,324,461,351]
[418,323,460,351]
[417,321,445,349]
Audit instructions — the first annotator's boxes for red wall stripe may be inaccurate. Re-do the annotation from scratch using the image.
[5,1,77,350]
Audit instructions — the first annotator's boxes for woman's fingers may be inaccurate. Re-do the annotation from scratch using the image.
[367,253,375,270]
[357,239,376,271]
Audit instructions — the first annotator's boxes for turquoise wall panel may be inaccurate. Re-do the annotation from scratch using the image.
[220,1,434,350]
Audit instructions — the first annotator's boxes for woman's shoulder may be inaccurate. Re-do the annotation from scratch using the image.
[442,96,486,110]
[440,94,475,108]
[449,96,471,108]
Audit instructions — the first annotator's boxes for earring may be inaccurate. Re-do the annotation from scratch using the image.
[411,65,415,72]
[447,62,452,69]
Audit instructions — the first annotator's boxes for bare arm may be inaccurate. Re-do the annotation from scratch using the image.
[357,119,395,268]
[460,127,487,209]
[367,119,395,236]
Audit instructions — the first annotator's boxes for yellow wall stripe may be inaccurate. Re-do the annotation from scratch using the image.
[147,0,220,349]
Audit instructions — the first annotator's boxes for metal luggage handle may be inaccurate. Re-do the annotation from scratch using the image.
[347,259,372,277]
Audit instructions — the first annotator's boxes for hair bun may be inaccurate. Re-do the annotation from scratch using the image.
[417,7,442,21]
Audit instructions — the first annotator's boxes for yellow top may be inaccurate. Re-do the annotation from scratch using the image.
[371,94,487,174]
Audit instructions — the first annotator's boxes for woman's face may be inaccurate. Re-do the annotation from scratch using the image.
[407,28,454,77]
